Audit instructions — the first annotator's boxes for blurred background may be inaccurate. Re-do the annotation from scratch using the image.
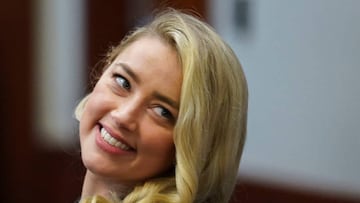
[1,0,359,202]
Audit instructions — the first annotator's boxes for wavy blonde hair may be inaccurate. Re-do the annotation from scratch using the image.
[77,8,248,203]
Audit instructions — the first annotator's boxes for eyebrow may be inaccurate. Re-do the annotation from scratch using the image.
[153,91,180,109]
[115,62,140,83]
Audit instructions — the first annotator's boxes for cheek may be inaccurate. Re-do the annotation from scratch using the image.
[140,125,175,161]
[85,85,112,114]
[79,92,107,132]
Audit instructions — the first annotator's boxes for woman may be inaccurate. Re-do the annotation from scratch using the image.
[75,8,248,203]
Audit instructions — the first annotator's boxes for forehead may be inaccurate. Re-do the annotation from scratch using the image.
[116,36,180,73]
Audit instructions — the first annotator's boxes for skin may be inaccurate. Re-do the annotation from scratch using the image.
[79,36,182,198]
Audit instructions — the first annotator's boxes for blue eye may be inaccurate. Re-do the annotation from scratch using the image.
[115,75,131,90]
[154,106,174,120]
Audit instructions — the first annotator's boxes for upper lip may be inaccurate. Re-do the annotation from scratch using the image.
[99,122,135,150]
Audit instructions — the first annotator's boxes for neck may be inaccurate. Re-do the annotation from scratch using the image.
[81,170,133,200]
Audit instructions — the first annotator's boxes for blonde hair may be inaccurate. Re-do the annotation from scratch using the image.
[77,8,248,203]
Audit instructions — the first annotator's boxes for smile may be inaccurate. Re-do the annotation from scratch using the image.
[100,127,131,151]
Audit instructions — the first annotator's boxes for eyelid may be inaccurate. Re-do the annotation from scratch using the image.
[155,106,173,118]
[115,62,141,84]
[151,104,177,124]
[113,73,131,90]
[153,92,179,110]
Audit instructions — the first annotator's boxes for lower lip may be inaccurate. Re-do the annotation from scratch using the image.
[95,125,133,155]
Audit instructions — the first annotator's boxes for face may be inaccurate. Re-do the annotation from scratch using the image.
[79,36,182,186]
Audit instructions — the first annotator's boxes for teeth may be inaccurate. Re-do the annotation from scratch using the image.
[100,128,131,151]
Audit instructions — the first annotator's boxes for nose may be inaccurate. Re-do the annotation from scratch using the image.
[110,99,141,132]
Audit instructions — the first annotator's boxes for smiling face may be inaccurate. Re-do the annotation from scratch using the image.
[79,36,182,186]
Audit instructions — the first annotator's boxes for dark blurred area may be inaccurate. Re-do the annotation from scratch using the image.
[0,0,205,202]
[1,0,359,203]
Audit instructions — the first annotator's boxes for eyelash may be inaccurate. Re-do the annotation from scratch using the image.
[112,73,175,122]
[114,74,131,90]
[154,106,175,122]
